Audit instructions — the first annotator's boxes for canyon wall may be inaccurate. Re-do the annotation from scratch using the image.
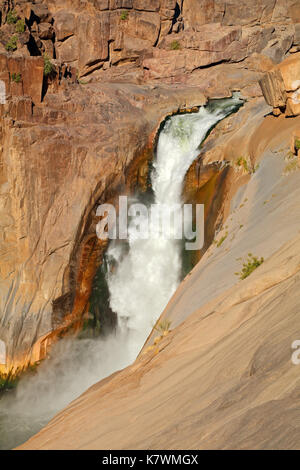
[0,0,299,374]
[20,103,300,450]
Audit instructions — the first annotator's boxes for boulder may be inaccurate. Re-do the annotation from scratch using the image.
[77,12,110,73]
[125,10,161,45]
[223,0,276,26]
[53,10,76,42]
[109,0,133,8]
[288,0,300,23]
[294,24,300,45]
[94,0,110,9]
[31,4,53,23]
[38,22,54,40]
[259,52,300,115]
[132,0,160,11]
[56,36,79,64]
[182,0,225,30]
[279,53,300,91]
[259,68,287,107]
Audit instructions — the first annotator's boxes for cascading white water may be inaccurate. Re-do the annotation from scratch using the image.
[0,94,243,450]
[106,94,243,362]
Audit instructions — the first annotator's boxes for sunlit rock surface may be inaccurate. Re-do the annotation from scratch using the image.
[260,52,300,116]
[0,0,300,450]
[20,109,300,450]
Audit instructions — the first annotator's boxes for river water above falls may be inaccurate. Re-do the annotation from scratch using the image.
[0,94,243,450]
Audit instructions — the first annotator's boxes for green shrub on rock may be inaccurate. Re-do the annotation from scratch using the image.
[5,35,18,51]
[235,253,264,280]
[170,40,180,50]
[7,10,18,25]
[11,72,22,83]
[43,54,54,77]
[120,11,129,20]
[15,19,25,34]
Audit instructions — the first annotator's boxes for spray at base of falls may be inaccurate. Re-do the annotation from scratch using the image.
[0,94,243,450]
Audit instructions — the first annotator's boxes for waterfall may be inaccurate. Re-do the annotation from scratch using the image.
[106,93,243,363]
[0,94,243,450]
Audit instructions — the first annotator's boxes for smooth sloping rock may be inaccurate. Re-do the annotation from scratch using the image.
[17,108,300,451]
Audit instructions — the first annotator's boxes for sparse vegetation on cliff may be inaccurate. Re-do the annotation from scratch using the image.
[216,232,228,247]
[5,35,18,51]
[235,156,259,174]
[11,72,22,83]
[235,253,264,280]
[6,10,18,25]
[170,40,181,50]
[120,11,129,21]
[43,54,54,76]
[15,19,25,34]
[155,319,172,334]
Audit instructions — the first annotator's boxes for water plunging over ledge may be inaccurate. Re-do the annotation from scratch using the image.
[0,94,243,450]
[106,93,244,362]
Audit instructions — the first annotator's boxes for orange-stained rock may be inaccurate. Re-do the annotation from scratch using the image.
[0,53,44,105]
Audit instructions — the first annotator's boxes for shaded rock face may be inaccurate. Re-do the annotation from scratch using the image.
[259,52,300,116]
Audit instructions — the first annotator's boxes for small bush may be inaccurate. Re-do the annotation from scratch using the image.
[236,156,249,173]
[235,156,259,174]
[235,253,264,280]
[7,9,18,25]
[120,10,129,20]
[217,232,228,248]
[43,54,54,76]
[170,40,180,50]
[15,19,25,34]
[154,319,172,334]
[5,35,18,51]
[11,72,22,83]
[295,139,300,150]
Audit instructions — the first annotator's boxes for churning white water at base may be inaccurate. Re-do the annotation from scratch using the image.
[106,93,243,362]
[0,94,243,450]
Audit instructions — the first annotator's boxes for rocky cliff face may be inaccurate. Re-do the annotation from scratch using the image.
[0,0,299,82]
[0,0,299,376]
